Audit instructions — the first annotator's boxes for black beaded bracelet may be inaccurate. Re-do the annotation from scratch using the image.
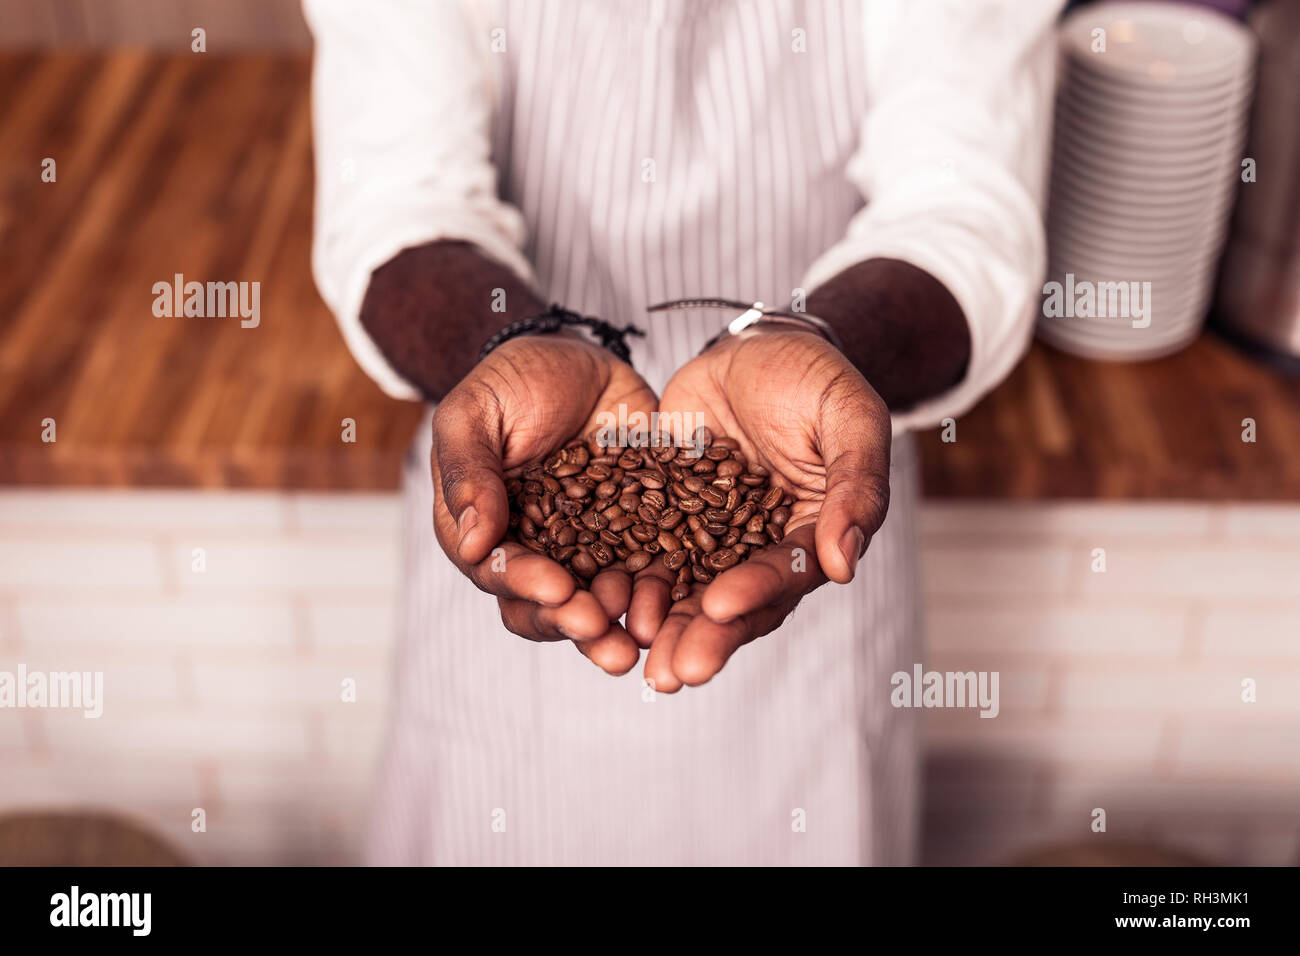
[478,304,646,365]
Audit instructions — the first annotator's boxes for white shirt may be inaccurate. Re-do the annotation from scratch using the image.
[305,0,1057,433]
[303,0,1059,865]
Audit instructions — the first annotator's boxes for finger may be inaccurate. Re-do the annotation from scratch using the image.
[669,606,750,687]
[626,559,675,648]
[572,622,641,676]
[456,540,578,607]
[431,391,509,565]
[699,524,825,623]
[498,587,610,643]
[589,568,632,622]
[672,588,806,686]
[813,397,891,584]
[643,587,702,694]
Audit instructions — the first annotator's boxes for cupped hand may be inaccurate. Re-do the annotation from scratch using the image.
[431,333,658,675]
[632,327,893,691]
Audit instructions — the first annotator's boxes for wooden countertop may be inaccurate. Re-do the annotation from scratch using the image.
[2,52,1298,499]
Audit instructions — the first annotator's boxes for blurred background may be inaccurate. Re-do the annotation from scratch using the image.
[0,0,1298,866]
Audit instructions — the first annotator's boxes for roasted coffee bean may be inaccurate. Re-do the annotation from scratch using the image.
[508,430,785,587]
[710,548,739,571]
[571,549,598,578]
[671,582,691,602]
[699,487,725,508]
[625,551,653,573]
[641,488,667,510]
[730,501,756,526]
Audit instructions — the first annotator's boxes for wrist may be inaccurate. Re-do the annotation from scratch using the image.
[479,304,644,367]
[647,298,841,355]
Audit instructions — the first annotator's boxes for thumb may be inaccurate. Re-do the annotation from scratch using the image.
[432,392,509,565]
[813,400,891,584]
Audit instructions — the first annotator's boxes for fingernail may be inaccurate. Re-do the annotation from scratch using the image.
[456,506,479,550]
[557,625,575,640]
[839,526,865,577]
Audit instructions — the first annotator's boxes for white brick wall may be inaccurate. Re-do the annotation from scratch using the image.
[0,490,399,866]
[1,492,1298,865]
[921,501,1300,867]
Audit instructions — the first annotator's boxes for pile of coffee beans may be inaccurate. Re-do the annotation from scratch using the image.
[506,429,792,600]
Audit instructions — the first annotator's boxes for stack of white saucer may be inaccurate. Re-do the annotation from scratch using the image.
[1038,1,1256,360]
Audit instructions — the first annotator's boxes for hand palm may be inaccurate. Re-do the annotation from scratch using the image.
[638,329,892,691]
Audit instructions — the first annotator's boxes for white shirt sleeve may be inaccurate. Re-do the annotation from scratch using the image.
[801,0,1062,435]
[302,0,537,401]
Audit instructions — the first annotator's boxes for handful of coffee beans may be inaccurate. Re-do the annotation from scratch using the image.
[506,428,792,601]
